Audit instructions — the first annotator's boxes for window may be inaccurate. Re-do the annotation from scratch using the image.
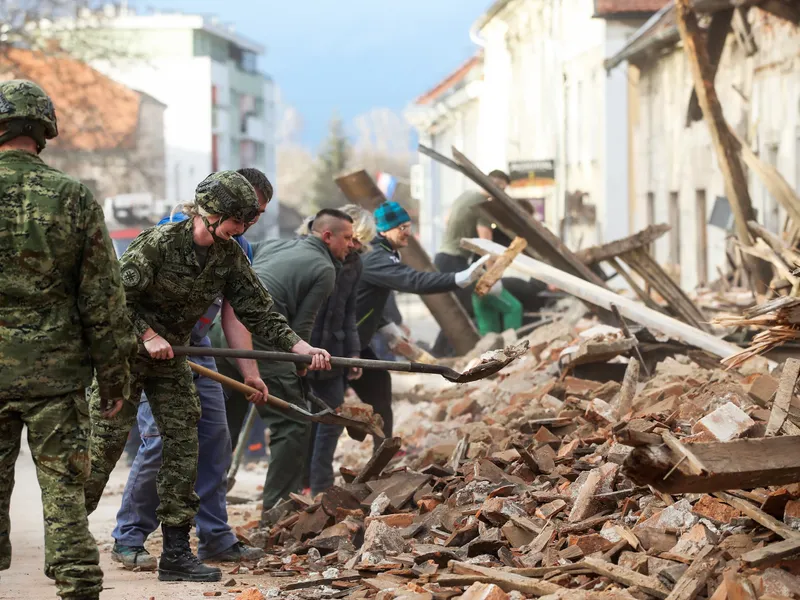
[646,192,655,226]
[669,191,681,266]
[696,189,708,285]
[211,85,218,107]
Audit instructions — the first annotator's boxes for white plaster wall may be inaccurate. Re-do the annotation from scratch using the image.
[633,10,800,290]
[477,16,512,174]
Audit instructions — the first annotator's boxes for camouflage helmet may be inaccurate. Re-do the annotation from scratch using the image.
[195,171,259,223]
[0,79,58,139]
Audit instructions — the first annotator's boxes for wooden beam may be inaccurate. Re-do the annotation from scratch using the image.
[765,358,800,436]
[576,224,671,265]
[715,491,800,540]
[675,0,770,291]
[741,536,800,567]
[449,561,563,595]
[334,169,480,355]
[686,9,733,125]
[475,237,528,297]
[462,238,745,360]
[623,436,800,493]
[581,556,670,599]
[730,127,800,229]
[759,0,800,24]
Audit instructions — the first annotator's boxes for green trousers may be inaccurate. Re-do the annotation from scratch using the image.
[215,358,311,515]
[0,392,102,599]
[472,289,524,336]
[85,355,201,527]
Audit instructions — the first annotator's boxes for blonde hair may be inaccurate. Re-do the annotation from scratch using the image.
[295,204,376,252]
[169,201,214,221]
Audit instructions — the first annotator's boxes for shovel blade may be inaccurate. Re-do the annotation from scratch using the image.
[451,340,530,383]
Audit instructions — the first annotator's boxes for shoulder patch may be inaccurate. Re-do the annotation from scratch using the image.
[121,264,142,288]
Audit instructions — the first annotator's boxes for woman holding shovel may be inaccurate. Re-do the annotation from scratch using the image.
[85,170,330,583]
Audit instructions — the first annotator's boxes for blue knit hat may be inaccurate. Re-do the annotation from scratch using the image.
[374,201,410,233]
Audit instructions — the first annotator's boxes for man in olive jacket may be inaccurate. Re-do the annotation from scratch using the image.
[212,209,355,512]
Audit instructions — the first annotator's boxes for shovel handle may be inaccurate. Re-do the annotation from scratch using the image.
[174,346,455,377]
[188,361,293,412]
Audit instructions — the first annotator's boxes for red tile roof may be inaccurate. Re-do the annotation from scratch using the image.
[414,54,483,106]
[0,48,142,151]
[595,0,668,15]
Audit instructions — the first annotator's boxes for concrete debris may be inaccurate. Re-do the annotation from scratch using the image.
[231,308,800,599]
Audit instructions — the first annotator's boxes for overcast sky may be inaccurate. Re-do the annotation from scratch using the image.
[139,0,491,148]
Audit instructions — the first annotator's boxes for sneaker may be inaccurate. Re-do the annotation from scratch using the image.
[205,541,265,563]
[111,543,157,571]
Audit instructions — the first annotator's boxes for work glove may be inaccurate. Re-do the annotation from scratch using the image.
[455,254,492,288]
[378,322,406,341]
[488,280,504,297]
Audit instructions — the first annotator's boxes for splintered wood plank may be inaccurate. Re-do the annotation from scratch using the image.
[577,224,671,265]
[623,436,800,493]
[740,536,800,567]
[613,357,640,418]
[475,236,528,296]
[665,546,719,600]
[714,492,800,540]
[450,561,563,595]
[766,358,800,436]
[582,556,669,599]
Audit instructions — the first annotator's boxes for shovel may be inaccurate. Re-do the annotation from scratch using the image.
[174,340,528,384]
[188,362,385,440]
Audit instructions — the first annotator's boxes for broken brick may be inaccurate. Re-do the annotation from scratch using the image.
[691,495,742,524]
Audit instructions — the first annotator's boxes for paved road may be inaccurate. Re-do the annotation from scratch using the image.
[2,434,272,600]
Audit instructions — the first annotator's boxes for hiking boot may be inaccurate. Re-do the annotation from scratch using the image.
[205,541,265,563]
[111,542,157,571]
[158,525,221,582]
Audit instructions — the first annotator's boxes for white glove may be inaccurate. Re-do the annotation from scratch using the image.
[488,280,504,297]
[455,254,492,288]
[378,322,406,341]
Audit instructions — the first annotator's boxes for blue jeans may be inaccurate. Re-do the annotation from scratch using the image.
[307,376,346,496]
[112,350,237,559]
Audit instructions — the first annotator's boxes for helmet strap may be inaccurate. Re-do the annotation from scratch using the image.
[201,214,228,244]
[0,119,47,153]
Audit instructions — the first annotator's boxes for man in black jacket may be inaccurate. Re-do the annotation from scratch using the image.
[351,201,490,438]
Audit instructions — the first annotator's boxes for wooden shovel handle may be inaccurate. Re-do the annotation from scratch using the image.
[188,361,293,411]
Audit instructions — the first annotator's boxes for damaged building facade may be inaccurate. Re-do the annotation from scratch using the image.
[608,2,800,291]
[408,0,665,257]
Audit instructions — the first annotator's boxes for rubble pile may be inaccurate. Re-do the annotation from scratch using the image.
[234,316,800,600]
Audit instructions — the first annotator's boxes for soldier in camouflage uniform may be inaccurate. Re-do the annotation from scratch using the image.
[85,170,331,582]
[0,80,137,600]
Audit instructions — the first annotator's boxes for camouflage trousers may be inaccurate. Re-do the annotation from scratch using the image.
[0,391,102,599]
[85,356,201,527]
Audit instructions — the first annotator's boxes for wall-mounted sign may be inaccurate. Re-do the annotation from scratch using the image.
[508,159,555,187]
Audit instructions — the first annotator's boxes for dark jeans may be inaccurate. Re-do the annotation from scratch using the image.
[349,346,393,441]
[305,375,347,496]
[433,252,472,357]
[217,359,311,512]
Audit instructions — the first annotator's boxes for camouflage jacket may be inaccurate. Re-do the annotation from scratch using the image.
[119,217,301,351]
[0,150,136,400]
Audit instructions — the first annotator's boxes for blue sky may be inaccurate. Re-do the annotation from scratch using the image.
[139,0,491,149]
